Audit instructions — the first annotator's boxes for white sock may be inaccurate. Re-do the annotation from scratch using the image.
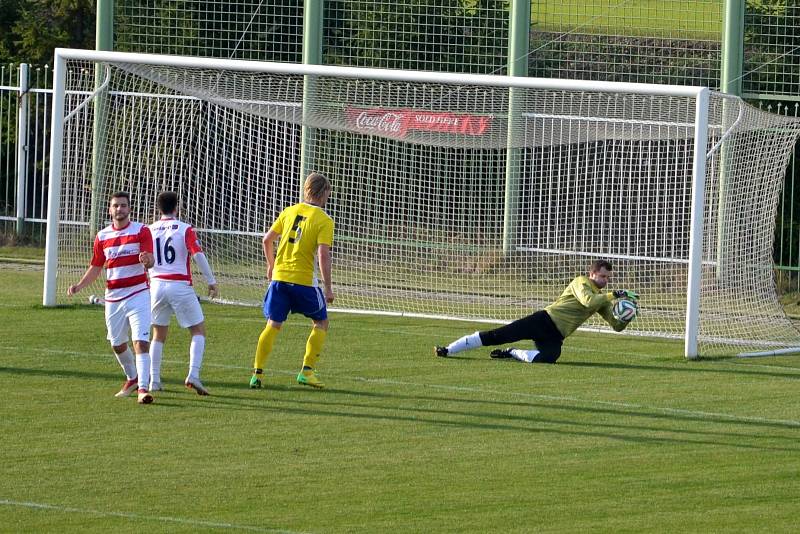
[136,353,151,390]
[510,349,539,363]
[447,332,483,355]
[188,335,205,380]
[150,340,164,384]
[114,348,137,380]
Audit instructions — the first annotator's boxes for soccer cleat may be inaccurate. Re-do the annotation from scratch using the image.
[249,375,262,389]
[185,377,210,396]
[297,371,324,389]
[490,348,513,359]
[149,381,163,392]
[137,388,154,404]
[434,346,449,358]
[114,377,139,398]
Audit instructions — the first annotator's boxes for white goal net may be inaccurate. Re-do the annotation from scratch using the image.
[44,49,800,357]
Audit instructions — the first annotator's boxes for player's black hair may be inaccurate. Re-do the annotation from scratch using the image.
[589,259,613,273]
[157,191,179,215]
[109,191,130,203]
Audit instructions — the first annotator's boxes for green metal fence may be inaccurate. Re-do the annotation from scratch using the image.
[322,0,509,73]
[6,1,800,286]
[527,0,722,87]
[743,2,800,101]
[109,2,800,98]
[115,1,304,62]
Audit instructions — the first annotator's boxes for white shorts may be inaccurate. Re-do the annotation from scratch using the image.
[151,280,204,328]
[105,290,151,346]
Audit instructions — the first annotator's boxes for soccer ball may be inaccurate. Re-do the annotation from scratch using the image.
[613,299,638,322]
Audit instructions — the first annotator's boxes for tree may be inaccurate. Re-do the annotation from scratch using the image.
[0,0,24,62]
[10,0,95,64]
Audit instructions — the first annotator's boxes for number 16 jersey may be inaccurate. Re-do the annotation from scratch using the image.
[149,217,203,284]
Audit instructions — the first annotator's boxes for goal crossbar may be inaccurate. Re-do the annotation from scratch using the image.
[52,48,707,97]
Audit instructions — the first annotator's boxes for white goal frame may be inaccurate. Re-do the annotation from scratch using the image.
[44,48,714,357]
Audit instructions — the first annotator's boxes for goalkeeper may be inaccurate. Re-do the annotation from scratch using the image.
[434,259,638,363]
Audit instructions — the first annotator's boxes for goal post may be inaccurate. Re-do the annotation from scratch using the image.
[44,48,800,358]
[685,88,710,360]
[43,53,68,310]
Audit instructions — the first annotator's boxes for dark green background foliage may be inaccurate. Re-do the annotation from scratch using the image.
[1,1,800,278]
[0,0,798,91]
[745,0,800,97]
[0,0,95,64]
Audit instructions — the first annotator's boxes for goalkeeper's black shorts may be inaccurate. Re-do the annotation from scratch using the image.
[478,310,564,363]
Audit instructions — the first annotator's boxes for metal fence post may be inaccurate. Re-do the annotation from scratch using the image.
[502,0,531,255]
[15,63,29,237]
[716,0,746,284]
[299,0,324,198]
[91,0,113,236]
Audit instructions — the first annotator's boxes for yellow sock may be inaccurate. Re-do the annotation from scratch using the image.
[302,327,327,371]
[253,324,280,371]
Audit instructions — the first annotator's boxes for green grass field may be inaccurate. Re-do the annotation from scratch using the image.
[2,262,800,532]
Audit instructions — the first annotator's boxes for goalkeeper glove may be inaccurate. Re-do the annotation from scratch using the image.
[613,289,639,301]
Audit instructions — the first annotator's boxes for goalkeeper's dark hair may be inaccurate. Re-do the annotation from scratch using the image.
[157,191,179,215]
[304,172,331,203]
[109,191,130,203]
[589,259,613,273]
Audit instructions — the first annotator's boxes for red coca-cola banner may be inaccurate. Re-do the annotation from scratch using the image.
[345,107,492,138]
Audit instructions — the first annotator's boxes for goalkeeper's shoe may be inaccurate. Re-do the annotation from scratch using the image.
[490,348,513,359]
[137,388,154,405]
[297,370,325,389]
[114,377,139,398]
[249,370,263,389]
[185,377,210,396]
[434,346,449,358]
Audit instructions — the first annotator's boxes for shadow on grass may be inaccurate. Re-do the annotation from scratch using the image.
[172,376,800,452]
[4,364,799,451]
[556,359,800,379]
[430,350,800,380]
[185,390,800,452]
[0,365,124,383]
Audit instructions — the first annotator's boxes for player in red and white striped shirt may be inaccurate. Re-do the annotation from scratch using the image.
[67,192,156,404]
[148,191,218,395]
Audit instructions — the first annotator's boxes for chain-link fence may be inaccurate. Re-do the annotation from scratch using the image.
[4,1,800,287]
[744,2,800,100]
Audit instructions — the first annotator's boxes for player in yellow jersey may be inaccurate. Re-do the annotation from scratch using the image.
[250,173,335,389]
[434,259,638,363]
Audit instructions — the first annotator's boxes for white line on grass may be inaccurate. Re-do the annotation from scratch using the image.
[0,499,309,533]
[340,375,800,428]
[4,345,800,428]
[211,316,800,365]
[5,338,799,373]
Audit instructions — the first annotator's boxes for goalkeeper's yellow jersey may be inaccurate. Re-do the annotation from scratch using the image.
[270,202,334,287]
[544,275,628,338]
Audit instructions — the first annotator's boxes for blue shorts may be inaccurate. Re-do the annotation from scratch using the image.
[263,281,327,323]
